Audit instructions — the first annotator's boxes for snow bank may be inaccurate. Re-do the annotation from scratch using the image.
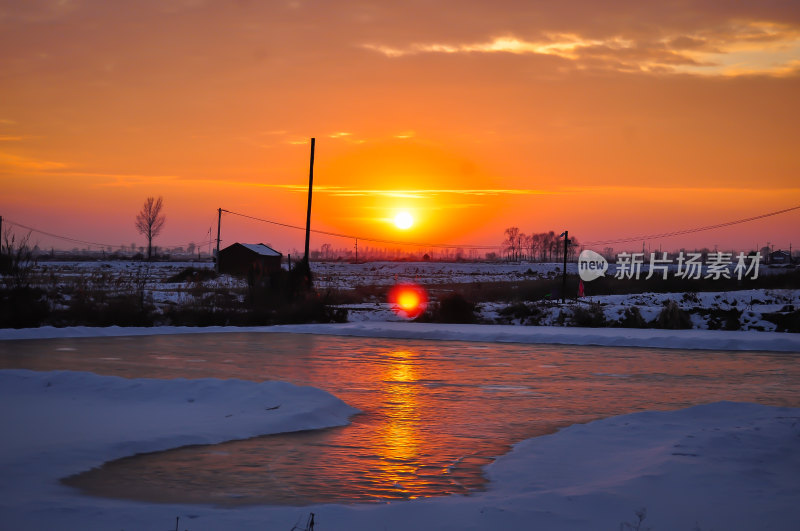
[267,322,800,352]
[0,370,358,469]
[1,371,797,530]
[0,369,358,529]
[483,401,800,530]
[3,321,798,352]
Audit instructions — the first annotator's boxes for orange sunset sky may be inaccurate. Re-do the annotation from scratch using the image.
[1,0,799,255]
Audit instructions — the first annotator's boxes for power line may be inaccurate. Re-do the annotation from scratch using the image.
[4,218,214,251]
[581,204,800,246]
[5,219,121,248]
[221,209,499,249]
[224,203,800,251]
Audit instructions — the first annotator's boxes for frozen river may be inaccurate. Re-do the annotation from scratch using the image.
[1,333,797,506]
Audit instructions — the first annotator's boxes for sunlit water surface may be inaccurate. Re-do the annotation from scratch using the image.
[1,333,797,506]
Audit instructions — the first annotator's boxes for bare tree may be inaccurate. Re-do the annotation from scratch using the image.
[320,243,332,260]
[568,235,579,260]
[521,233,532,261]
[503,227,520,261]
[547,230,556,261]
[530,233,542,261]
[1,228,35,288]
[135,196,166,260]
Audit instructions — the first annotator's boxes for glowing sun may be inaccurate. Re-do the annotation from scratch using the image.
[388,283,428,319]
[394,211,414,229]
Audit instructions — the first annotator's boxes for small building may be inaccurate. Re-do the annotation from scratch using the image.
[217,243,282,277]
[769,250,791,265]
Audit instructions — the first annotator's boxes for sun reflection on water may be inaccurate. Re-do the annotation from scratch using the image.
[377,351,421,495]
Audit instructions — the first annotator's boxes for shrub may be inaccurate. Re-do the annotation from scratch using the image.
[272,293,348,324]
[0,287,49,328]
[705,308,742,331]
[616,306,647,328]
[762,308,800,332]
[654,300,692,329]
[162,306,235,327]
[681,291,699,304]
[101,294,154,326]
[498,302,544,325]
[424,293,478,323]
[570,303,607,327]
[165,267,217,283]
[1,230,35,289]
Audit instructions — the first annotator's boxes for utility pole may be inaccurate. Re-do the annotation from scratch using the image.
[354,238,358,263]
[562,231,568,304]
[215,208,221,273]
[303,137,316,265]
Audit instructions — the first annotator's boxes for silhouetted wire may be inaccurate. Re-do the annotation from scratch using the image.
[4,218,215,251]
[223,204,800,250]
[221,209,499,249]
[580,205,800,246]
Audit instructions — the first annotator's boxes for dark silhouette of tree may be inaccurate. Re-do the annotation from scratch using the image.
[503,227,520,261]
[530,233,542,260]
[1,228,35,287]
[503,229,580,262]
[547,230,556,261]
[320,243,332,260]
[568,236,580,260]
[135,196,166,260]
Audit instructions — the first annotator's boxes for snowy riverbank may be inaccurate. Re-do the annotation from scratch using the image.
[0,369,797,530]
[0,370,358,530]
[2,321,800,352]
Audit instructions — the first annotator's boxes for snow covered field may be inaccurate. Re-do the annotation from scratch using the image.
[311,260,794,288]
[0,368,797,531]
[20,260,798,333]
[479,288,800,332]
[312,260,565,287]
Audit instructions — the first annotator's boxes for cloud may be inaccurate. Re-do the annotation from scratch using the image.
[363,34,628,60]
[0,151,67,170]
[670,22,800,76]
[0,161,187,186]
[363,21,800,77]
[68,172,185,187]
[563,185,800,196]
[327,131,367,144]
[262,184,554,198]
[265,184,346,192]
